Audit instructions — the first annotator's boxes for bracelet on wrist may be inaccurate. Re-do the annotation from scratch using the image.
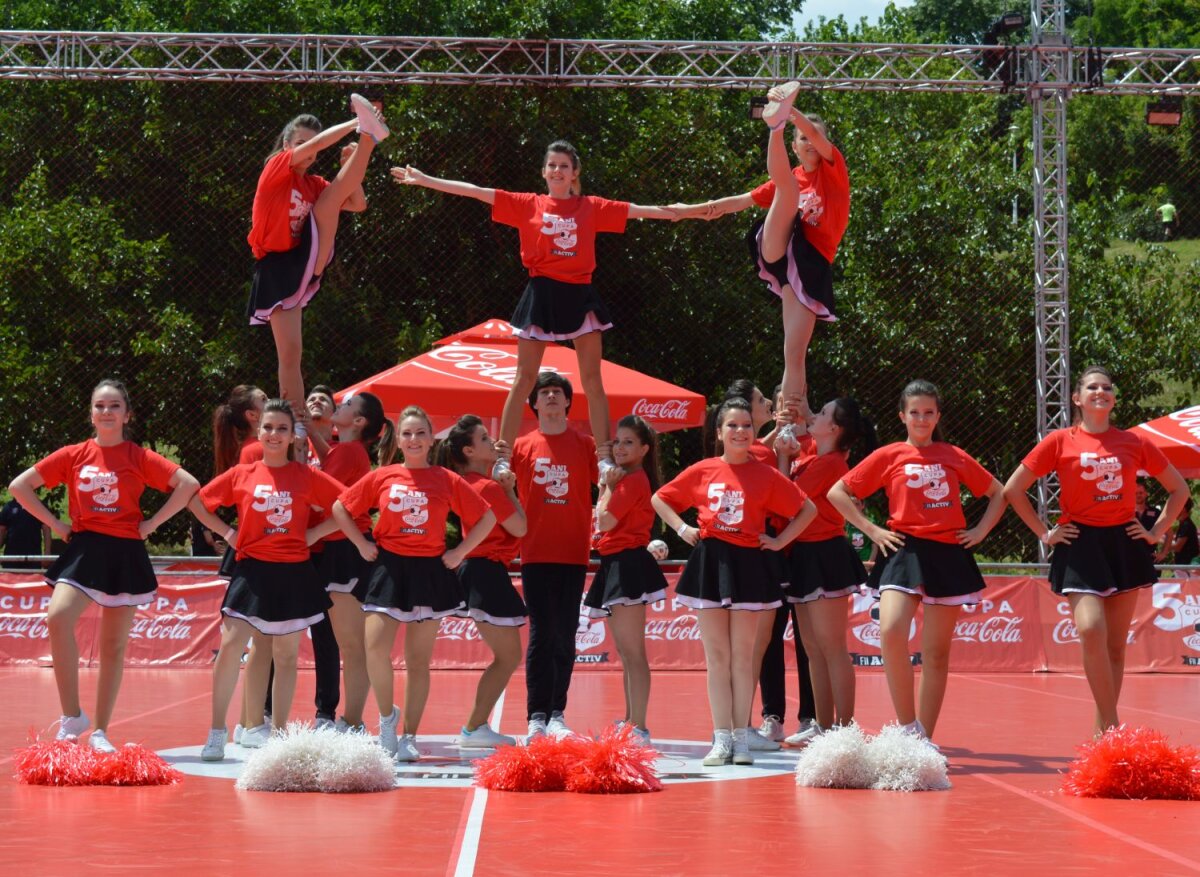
[223,527,236,544]
[1039,529,1052,545]
[676,522,690,538]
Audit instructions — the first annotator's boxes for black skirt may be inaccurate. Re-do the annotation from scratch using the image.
[361,548,466,622]
[509,276,613,340]
[222,557,332,636]
[217,544,236,581]
[746,215,836,321]
[785,537,866,603]
[867,533,986,603]
[675,538,785,611]
[455,557,527,626]
[246,212,330,326]
[44,531,158,608]
[583,547,670,618]
[314,536,372,603]
[1048,522,1157,596]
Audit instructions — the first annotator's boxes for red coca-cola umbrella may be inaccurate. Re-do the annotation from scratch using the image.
[1133,405,1200,478]
[337,318,705,437]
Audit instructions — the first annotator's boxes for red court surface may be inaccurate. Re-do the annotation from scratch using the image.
[2,667,1198,876]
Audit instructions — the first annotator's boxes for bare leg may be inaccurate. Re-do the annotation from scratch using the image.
[781,292,817,418]
[748,608,776,725]
[311,135,377,275]
[497,337,549,448]
[270,305,305,419]
[92,605,137,732]
[268,633,301,729]
[466,623,522,730]
[241,634,272,726]
[729,610,762,734]
[916,603,961,739]
[45,584,91,719]
[401,620,439,735]
[697,608,733,730]
[608,604,650,729]
[793,603,833,728]
[328,592,369,726]
[211,617,254,729]
[807,596,855,725]
[364,613,400,715]
[1070,591,1137,732]
[761,127,800,263]
[1104,590,1139,712]
[878,590,920,725]
[572,331,610,447]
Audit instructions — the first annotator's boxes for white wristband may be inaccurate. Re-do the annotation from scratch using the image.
[223,527,236,544]
[676,522,690,538]
[1039,529,1052,545]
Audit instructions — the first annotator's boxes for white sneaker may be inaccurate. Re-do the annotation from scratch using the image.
[546,712,573,739]
[746,727,781,751]
[314,716,336,731]
[758,715,786,742]
[240,722,271,749]
[378,706,400,755]
[703,730,734,766]
[784,719,820,746]
[335,717,367,735]
[631,726,652,747]
[201,728,227,762]
[491,458,511,480]
[732,727,755,765]
[88,729,117,754]
[350,93,389,143]
[762,81,801,129]
[55,710,89,741]
[458,723,517,749]
[527,713,548,741]
[233,723,244,745]
[395,733,420,762]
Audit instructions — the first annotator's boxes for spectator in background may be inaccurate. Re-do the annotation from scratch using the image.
[0,496,52,569]
[1157,200,1178,240]
[1167,498,1198,566]
[1134,481,1164,564]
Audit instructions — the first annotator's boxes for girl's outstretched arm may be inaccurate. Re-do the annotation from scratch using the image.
[789,108,835,163]
[290,119,360,169]
[390,166,496,205]
[670,193,757,220]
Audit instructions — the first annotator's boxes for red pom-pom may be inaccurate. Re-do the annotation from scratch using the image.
[91,744,182,786]
[474,735,574,792]
[1062,725,1200,800]
[15,740,101,786]
[564,724,661,795]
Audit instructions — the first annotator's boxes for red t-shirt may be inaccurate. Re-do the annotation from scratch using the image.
[199,460,342,562]
[598,468,656,555]
[239,436,264,465]
[750,439,777,468]
[247,149,330,260]
[656,457,806,549]
[1021,427,1169,527]
[35,440,179,540]
[790,451,850,543]
[513,427,599,564]
[311,441,373,543]
[461,471,521,564]
[491,191,629,284]
[339,465,488,557]
[841,442,994,544]
[750,146,850,264]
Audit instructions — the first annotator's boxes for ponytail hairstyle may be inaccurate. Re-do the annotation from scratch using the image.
[262,398,297,461]
[92,378,134,441]
[398,404,435,465]
[829,397,878,465]
[212,384,264,475]
[435,414,484,473]
[1070,365,1115,426]
[545,140,582,196]
[616,414,661,493]
[898,379,946,443]
[352,391,395,466]
[711,397,753,456]
[269,114,322,163]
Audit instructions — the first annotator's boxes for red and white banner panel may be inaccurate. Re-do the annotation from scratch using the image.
[3,572,1200,672]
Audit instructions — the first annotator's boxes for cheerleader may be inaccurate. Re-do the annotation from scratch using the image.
[1003,366,1187,733]
[436,415,529,749]
[247,97,388,433]
[8,380,199,752]
[775,397,876,733]
[651,398,816,766]
[584,415,669,743]
[828,380,1006,742]
[190,400,358,761]
[392,140,694,474]
[332,406,496,761]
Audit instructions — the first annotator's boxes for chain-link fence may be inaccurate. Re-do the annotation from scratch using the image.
[1,78,1197,559]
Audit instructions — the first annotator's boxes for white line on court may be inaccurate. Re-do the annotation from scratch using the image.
[448,690,506,877]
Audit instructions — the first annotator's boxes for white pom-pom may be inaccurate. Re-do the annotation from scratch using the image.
[794,723,873,789]
[236,723,395,793]
[865,724,950,792]
[647,540,669,561]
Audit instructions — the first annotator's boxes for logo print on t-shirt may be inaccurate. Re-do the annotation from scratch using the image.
[252,485,294,529]
[797,191,825,227]
[78,465,119,508]
[289,189,313,238]
[905,463,950,503]
[387,484,429,528]
[533,457,570,502]
[1080,452,1123,495]
[541,213,578,255]
[707,483,745,527]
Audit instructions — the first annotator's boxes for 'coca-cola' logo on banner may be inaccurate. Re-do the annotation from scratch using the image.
[0,613,50,639]
[644,614,702,641]
[631,398,692,422]
[952,615,1024,644]
[1182,632,1200,653]
[437,617,483,641]
[422,345,566,388]
[128,615,196,641]
[576,613,606,651]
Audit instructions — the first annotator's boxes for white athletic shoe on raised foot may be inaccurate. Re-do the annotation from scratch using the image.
[378,706,400,756]
[457,723,517,749]
[761,81,802,130]
[527,713,548,741]
[351,94,390,143]
[240,722,271,749]
[55,710,89,742]
[88,729,117,754]
[784,719,820,746]
[395,733,420,763]
[546,712,574,739]
[703,730,734,767]
[758,715,786,742]
[732,728,755,765]
[233,723,244,745]
[201,728,227,762]
[746,726,781,752]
